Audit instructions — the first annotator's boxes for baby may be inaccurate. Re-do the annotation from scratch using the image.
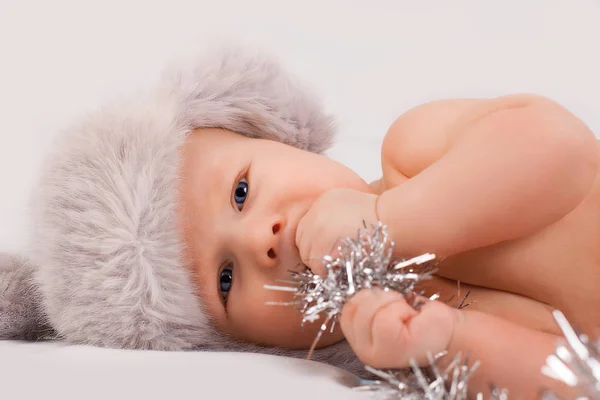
[178,96,599,398]
[1,49,597,399]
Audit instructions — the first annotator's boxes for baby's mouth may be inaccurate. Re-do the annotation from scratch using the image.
[288,260,314,277]
[293,262,311,275]
[300,263,328,278]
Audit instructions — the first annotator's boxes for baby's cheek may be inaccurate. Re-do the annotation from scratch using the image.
[228,291,299,342]
[229,291,342,349]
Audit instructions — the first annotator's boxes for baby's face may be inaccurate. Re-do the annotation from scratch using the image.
[178,128,371,349]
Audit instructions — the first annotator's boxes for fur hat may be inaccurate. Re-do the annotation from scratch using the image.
[0,48,364,375]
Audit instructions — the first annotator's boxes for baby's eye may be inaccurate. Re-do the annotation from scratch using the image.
[219,265,233,302]
[233,178,249,211]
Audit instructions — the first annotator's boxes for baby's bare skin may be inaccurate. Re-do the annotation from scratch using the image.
[351,94,600,398]
[179,93,598,399]
[376,97,600,335]
[435,159,600,334]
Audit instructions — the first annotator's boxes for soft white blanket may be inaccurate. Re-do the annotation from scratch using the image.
[0,341,365,400]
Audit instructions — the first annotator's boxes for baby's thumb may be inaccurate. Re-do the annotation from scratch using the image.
[294,209,329,277]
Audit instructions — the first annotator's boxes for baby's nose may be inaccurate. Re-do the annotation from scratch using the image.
[266,222,280,261]
[251,220,282,269]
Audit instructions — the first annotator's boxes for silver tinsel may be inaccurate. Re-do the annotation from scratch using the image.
[264,222,438,356]
[264,222,600,400]
[542,310,600,400]
[264,222,501,399]
[355,351,508,400]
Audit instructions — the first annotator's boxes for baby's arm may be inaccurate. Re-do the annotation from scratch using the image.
[446,308,576,398]
[340,289,579,398]
[377,94,598,258]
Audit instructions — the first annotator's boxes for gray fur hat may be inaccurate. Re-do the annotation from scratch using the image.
[0,48,363,375]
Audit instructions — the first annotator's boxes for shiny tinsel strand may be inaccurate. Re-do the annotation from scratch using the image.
[541,310,600,400]
[264,222,506,399]
[355,351,508,400]
[264,222,438,356]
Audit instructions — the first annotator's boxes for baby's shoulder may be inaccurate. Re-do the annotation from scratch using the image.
[380,94,545,180]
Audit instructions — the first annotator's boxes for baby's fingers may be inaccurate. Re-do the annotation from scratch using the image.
[368,299,416,367]
[340,289,417,366]
[295,212,326,277]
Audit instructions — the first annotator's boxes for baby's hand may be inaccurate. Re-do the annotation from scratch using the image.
[339,288,458,368]
[295,188,379,276]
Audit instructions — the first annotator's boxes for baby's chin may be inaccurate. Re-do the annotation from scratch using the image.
[336,176,372,195]
[332,160,374,193]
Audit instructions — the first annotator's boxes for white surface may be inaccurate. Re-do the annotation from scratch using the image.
[1,1,600,399]
[0,341,366,400]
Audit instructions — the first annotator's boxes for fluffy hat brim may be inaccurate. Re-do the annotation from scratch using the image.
[27,47,336,350]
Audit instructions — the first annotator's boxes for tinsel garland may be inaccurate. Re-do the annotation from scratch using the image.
[355,351,508,400]
[264,222,438,357]
[265,222,599,399]
[542,310,600,400]
[265,222,491,399]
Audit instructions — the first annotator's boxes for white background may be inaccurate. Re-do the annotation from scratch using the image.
[2,0,600,253]
[1,1,600,399]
